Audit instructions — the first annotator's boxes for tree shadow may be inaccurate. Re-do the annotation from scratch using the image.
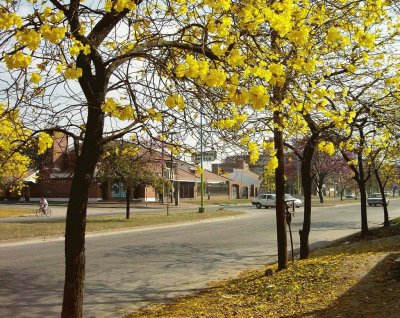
[81,241,277,317]
[311,234,400,258]
[0,267,63,317]
[287,252,400,318]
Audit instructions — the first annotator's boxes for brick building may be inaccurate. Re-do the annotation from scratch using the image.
[25,134,235,202]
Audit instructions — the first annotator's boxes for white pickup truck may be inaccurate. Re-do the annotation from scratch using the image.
[367,193,389,206]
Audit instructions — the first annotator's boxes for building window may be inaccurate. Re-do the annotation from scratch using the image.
[111,182,126,198]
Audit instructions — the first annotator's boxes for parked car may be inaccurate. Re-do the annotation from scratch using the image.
[367,193,389,206]
[251,194,276,209]
[284,194,303,208]
[345,193,356,199]
[251,194,302,209]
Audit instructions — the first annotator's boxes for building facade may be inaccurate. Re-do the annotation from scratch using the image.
[26,134,235,202]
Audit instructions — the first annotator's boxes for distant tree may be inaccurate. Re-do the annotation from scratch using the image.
[284,153,301,195]
[340,120,375,236]
[97,142,170,219]
[331,168,355,201]
[367,133,400,226]
[312,152,347,203]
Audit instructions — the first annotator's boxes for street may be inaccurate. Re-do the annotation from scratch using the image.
[0,200,397,317]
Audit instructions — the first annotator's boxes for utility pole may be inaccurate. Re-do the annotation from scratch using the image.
[297,156,301,195]
[199,110,205,213]
[161,120,165,203]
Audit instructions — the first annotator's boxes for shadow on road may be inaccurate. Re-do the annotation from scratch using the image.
[0,267,63,317]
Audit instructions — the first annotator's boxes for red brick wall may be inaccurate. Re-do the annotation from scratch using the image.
[29,178,101,201]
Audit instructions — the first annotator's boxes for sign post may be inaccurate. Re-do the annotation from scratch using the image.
[191,150,217,163]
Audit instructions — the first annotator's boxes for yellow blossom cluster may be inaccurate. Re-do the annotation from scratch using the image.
[203,0,231,11]
[339,141,355,152]
[101,97,135,121]
[147,108,163,122]
[290,57,317,74]
[206,69,227,87]
[4,51,31,69]
[236,0,294,36]
[363,146,372,157]
[347,159,358,166]
[262,141,278,171]
[64,67,83,79]
[248,141,259,164]
[214,105,248,129]
[354,28,376,50]
[175,55,212,82]
[120,147,139,157]
[325,27,350,49]
[207,16,233,37]
[249,85,270,110]
[40,24,67,44]
[16,29,41,51]
[228,89,250,106]
[176,54,227,87]
[239,136,260,164]
[287,25,309,46]
[227,49,246,67]
[69,39,91,56]
[318,141,335,156]
[167,144,180,156]
[30,73,42,84]
[243,63,272,82]
[41,7,64,24]
[37,132,54,154]
[105,0,137,13]
[165,94,185,110]
[0,11,22,30]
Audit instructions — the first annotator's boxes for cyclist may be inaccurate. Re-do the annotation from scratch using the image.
[39,196,48,213]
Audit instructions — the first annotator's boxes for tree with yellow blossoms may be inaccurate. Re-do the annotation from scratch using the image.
[326,66,400,235]
[0,1,234,316]
[0,105,30,195]
[245,0,397,257]
[2,0,399,315]
[365,128,400,227]
[198,0,395,263]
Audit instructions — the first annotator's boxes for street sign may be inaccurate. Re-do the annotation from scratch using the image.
[191,150,217,162]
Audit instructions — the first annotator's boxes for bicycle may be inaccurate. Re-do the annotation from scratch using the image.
[36,206,51,217]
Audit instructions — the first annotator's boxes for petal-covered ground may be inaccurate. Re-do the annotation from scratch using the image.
[129,219,400,318]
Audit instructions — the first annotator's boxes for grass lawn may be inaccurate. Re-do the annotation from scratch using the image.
[128,218,400,318]
[0,210,243,241]
[0,208,37,218]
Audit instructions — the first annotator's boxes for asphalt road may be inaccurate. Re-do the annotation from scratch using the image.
[0,200,398,317]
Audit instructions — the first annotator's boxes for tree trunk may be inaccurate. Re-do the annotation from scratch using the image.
[270,28,288,271]
[374,169,390,227]
[274,113,287,271]
[382,201,390,227]
[299,135,317,260]
[61,104,104,317]
[125,187,131,219]
[317,186,324,203]
[357,155,369,236]
[300,167,312,260]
